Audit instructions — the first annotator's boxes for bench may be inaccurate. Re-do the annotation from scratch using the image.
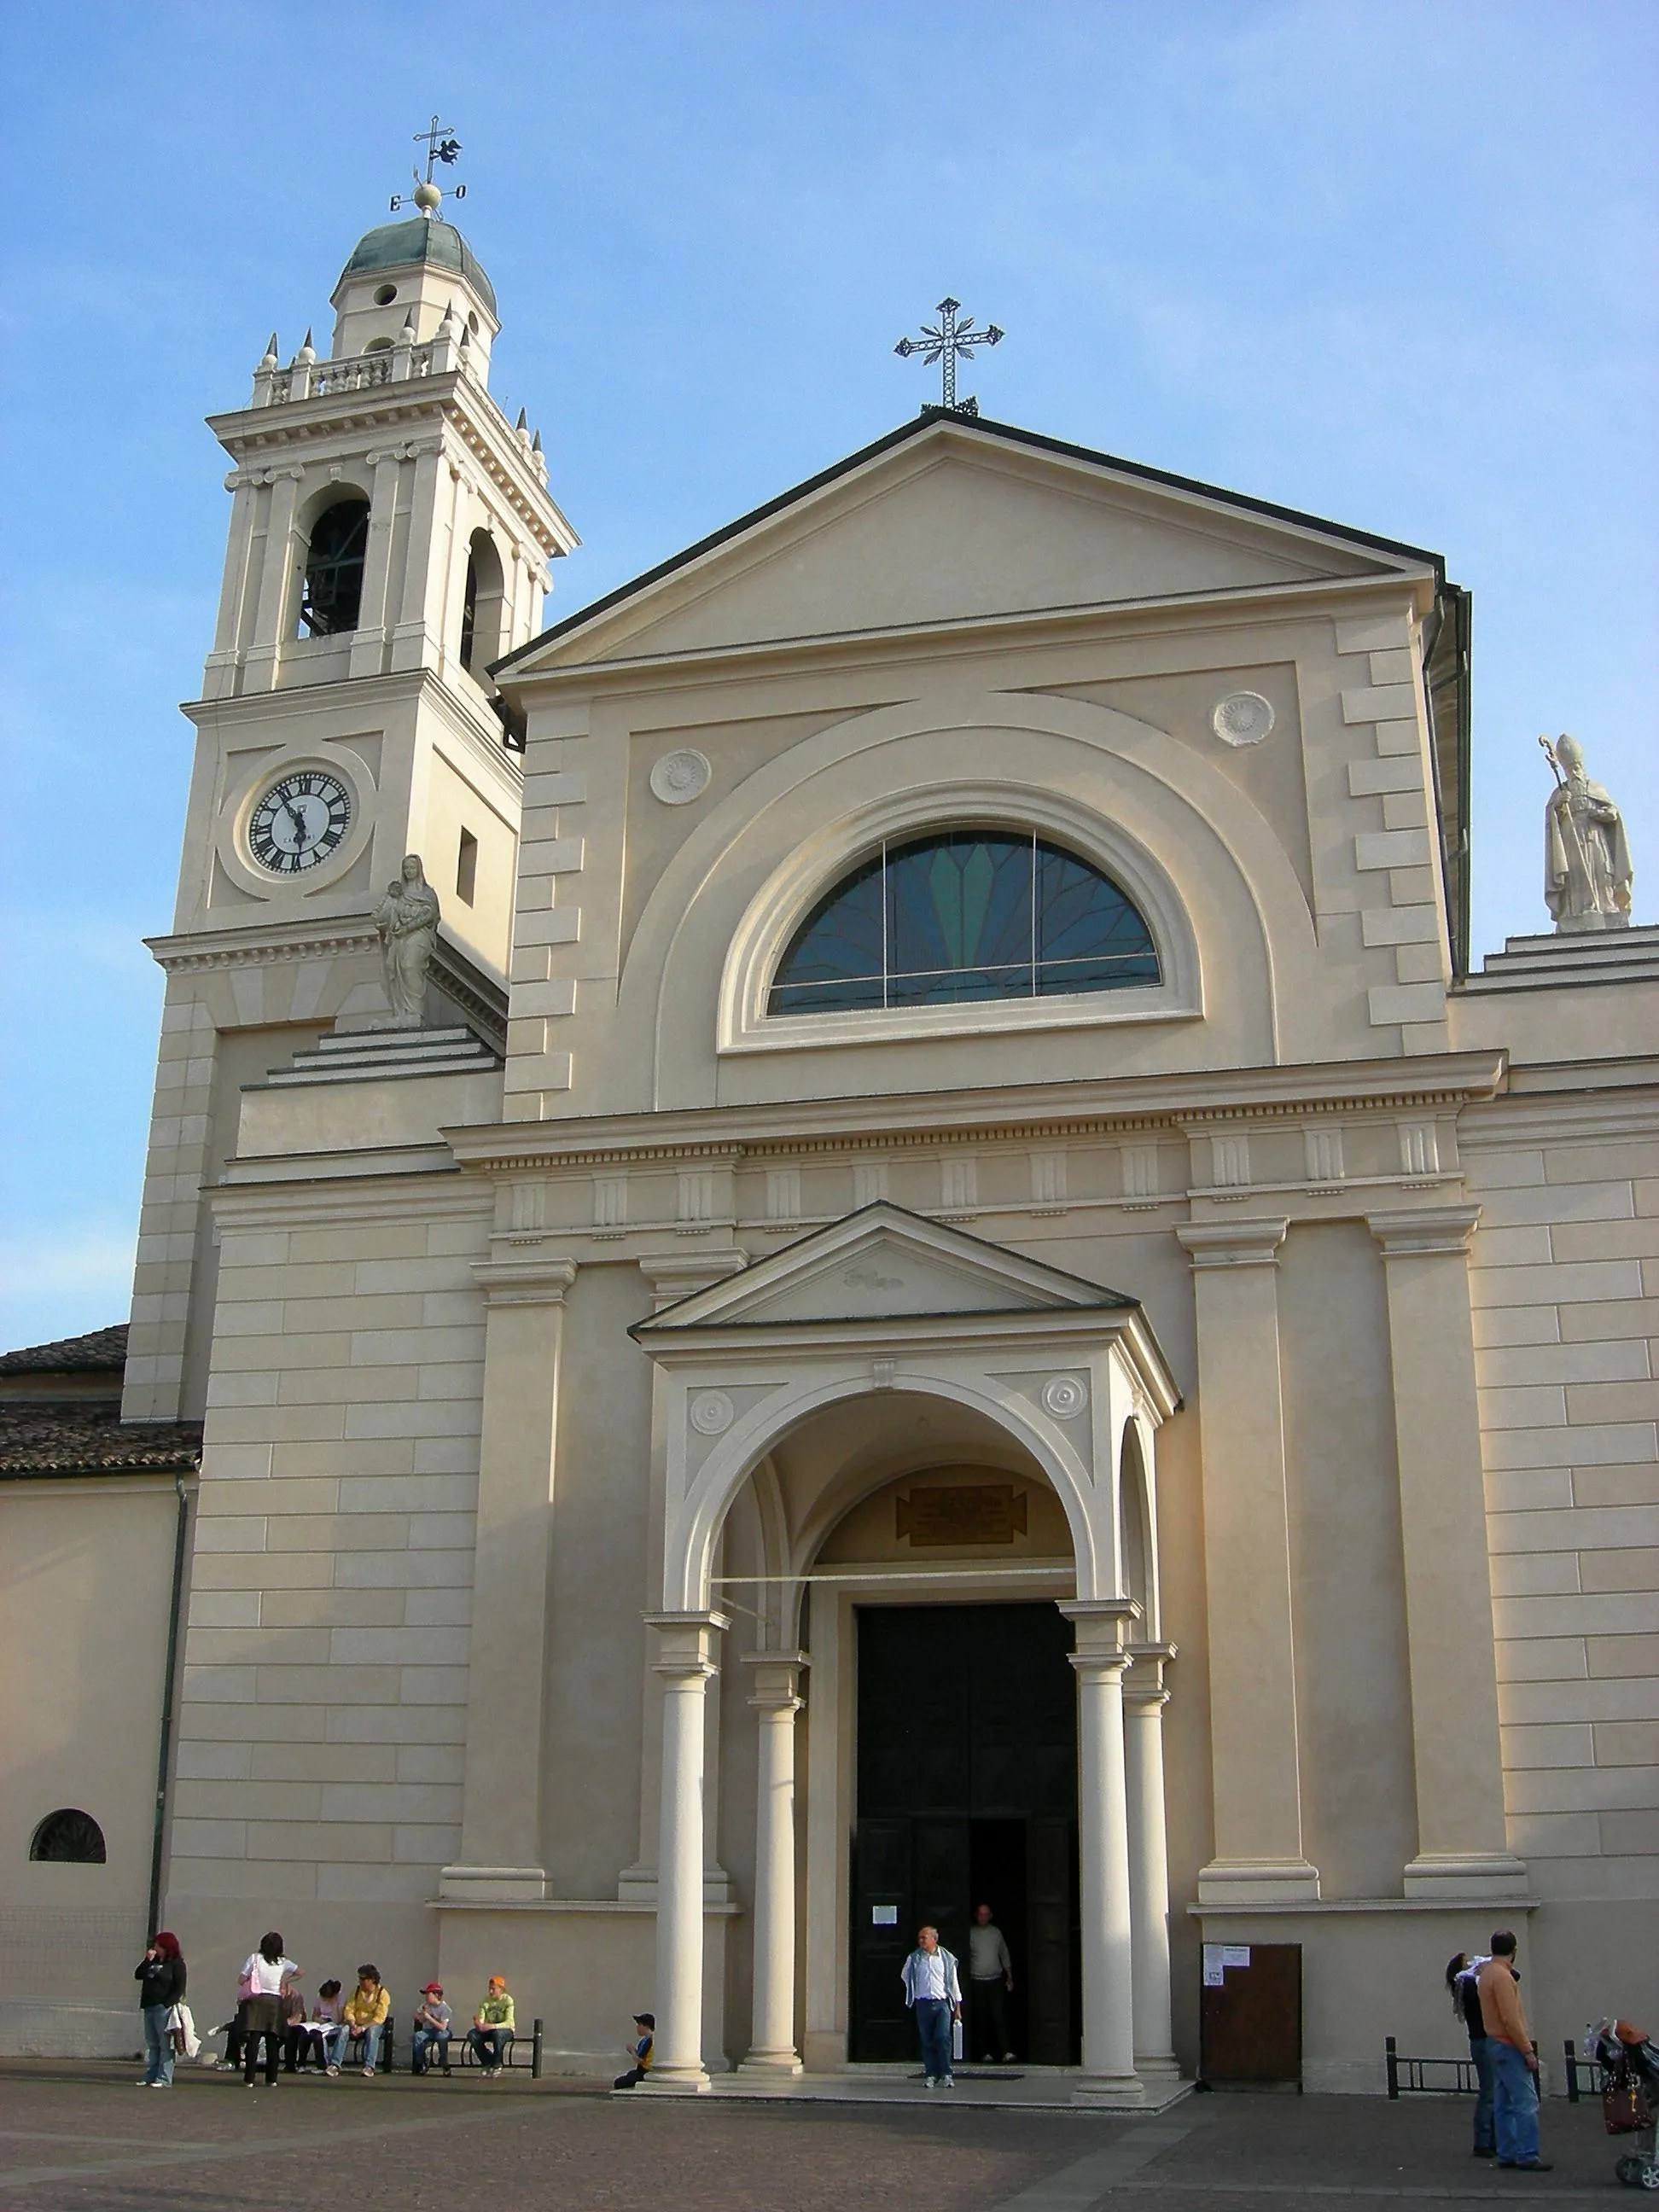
[456,2019,544,2079]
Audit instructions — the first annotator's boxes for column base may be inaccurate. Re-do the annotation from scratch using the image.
[438,1864,547,1903]
[639,2065,712,2093]
[736,2050,804,2077]
[1072,2070,1146,2107]
[1197,1857,1320,1906]
[1132,2050,1182,2081]
[1402,1851,1531,1901]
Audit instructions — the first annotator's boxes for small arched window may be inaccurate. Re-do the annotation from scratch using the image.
[769,830,1160,1016]
[300,498,370,637]
[30,1808,106,1863]
[460,529,506,676]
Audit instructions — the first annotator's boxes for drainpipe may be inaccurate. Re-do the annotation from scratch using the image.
[148,1468,191,1939]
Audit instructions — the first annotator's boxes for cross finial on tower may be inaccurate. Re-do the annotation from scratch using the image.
[390,117,468,218]
[894,295,1004,416]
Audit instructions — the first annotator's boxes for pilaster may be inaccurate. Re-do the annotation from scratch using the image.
[1368,1206,1528,1899]
[1176,1218,1319,1906]
[441,1254,577,1904]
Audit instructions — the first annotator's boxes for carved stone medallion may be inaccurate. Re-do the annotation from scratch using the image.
[649,748,712,805]
[689,1388,735,1435]
[1041,1374,1089,1420]
[1211,691,1275,747]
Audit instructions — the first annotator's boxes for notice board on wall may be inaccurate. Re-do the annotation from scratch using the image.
[1198,1942,1302,2087]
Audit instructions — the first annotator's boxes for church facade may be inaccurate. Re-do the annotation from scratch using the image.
[5,195,1655,2092]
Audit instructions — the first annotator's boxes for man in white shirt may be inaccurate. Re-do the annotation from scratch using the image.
[899,1925,963,2088]
[969,1901,1016,2063]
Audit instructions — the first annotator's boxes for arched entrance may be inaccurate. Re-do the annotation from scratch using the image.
[627,1204,1179,2104]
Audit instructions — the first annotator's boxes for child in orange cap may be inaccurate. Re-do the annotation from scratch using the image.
[469,1976,515,2075]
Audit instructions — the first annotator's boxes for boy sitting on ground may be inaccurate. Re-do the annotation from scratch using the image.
[614,2011,654,2089]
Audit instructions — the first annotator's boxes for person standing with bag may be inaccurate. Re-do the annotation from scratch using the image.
[134,1933,186,2087]
[900,1925,962,2090]
[239,1932,300,2088]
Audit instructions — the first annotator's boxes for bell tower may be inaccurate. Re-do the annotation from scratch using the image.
[122,160,576,1423]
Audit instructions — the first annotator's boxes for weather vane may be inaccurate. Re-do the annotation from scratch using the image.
[390,117,467,216]
[894,296,1004,416]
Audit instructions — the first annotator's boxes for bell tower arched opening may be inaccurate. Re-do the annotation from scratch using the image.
[298,496,370,637]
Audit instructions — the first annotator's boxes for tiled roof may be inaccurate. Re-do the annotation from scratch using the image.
[0,1400,201,1477]
[0,1324,129,1376]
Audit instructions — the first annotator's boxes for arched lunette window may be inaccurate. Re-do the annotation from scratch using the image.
[769,830,1161,1016]
[300,498,370,637]
[30,1808,106,1863]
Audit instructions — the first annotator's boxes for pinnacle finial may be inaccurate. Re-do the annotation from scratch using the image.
[259,332,279,370]
[515,406,528,433]
[437,298,457,336]
[294,328,317,367]
[531,428,543,453]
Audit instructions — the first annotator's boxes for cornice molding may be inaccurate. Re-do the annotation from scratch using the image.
[445,1051,1508,1176]
[505,568,1433,697]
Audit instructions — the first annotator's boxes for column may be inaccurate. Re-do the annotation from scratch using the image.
[1123,1643,1178,2080]
[441,1254,576,1902]
[1175,1218,1318,1905]
[739,1651,806,2075]
[390,442,445,669]
[645,1610,728,2090]
[1368,1208,1527,1898]
[1062,1600,1141,2104]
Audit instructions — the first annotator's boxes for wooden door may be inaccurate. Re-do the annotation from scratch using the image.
[1199,1943,1302,2086]
[1026,1815,1077,2063]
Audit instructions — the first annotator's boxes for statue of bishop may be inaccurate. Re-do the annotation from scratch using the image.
[1542,735,1633,933]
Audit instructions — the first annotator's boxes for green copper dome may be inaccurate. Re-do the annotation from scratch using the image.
[339,217,497,317]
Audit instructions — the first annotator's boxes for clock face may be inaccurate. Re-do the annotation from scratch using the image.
[247,769,354,876]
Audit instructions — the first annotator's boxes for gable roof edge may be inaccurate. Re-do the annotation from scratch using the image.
[493,411,1447,683]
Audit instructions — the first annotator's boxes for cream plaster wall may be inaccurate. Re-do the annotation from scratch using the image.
[0,1479,182,2055]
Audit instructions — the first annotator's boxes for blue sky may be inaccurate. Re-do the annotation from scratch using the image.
[1,0,1654,1351]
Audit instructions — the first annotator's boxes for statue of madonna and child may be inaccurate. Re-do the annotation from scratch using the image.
[371,853,442,1027]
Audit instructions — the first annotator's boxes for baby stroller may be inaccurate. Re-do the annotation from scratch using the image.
[1585,2019,1659,2191]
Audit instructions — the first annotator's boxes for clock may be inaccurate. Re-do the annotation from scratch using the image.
[247,768,354,876]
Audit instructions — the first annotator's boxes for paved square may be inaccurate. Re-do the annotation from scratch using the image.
[0,2065,1629,2209]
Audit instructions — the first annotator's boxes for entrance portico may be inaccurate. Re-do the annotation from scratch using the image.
[629,1204,1180,2104]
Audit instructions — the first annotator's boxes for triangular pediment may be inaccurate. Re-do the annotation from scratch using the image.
[502,416,1437,675]
[637,1204,1135,1332]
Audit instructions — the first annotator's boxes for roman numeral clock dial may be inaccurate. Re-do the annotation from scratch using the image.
[246,770,353,876]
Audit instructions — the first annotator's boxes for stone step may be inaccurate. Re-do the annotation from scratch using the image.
[264,1024,500,1087]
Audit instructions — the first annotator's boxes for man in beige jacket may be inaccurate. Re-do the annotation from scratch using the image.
[1476,1932,1551,2171]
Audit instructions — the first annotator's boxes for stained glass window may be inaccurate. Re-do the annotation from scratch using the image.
[770,831,1160,1016]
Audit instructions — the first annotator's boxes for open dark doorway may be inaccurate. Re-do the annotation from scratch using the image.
[850,1602,1080,2064]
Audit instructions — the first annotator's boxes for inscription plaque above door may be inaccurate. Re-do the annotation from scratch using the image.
[896,1484,1028,1545]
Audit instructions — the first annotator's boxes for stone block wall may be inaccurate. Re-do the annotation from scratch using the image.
[1465,1127,1659,1891]
[165,1190,491,2000]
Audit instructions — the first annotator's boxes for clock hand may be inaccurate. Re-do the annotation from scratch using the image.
[283,800,311,847]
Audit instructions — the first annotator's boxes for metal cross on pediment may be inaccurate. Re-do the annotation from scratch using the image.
[894,296,1004,416]
[391,117,467,214]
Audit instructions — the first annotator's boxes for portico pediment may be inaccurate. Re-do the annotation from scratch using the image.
[636,1202,1135,1332]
